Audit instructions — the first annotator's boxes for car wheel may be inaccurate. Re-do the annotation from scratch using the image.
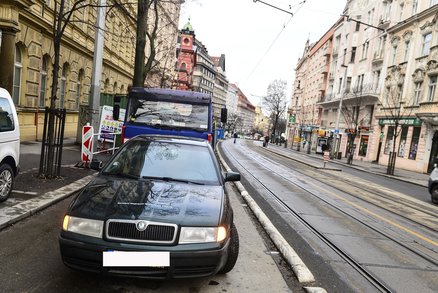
[218,223,239,274]
[0,164,14,202]
[432,185,438,204]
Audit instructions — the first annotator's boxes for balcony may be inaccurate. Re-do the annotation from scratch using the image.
[372,51,384,66]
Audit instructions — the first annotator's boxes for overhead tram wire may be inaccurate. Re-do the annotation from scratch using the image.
[244,1,307,85]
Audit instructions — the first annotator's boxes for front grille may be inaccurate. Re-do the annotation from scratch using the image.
[106,220,177,244]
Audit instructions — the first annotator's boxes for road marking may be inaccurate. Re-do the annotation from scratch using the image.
[12,190,38,195]
[316,184,438,247]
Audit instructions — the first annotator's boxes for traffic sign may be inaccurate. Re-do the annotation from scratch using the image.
[82,124,94,164]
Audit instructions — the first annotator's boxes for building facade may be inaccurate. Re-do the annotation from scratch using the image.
[290,0,438,173]
[375,2,438,173]
[0,1,180,141]
[236,87,256,135]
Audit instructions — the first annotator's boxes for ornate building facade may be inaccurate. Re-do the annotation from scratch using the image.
[0,0,180,141]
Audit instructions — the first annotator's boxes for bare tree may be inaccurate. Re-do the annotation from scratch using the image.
[262,79,288,142]
[40,0,111,177]
[379,66,413,175]
[132,0,181,87]
[340,83,369,164]
[225,113,242,134]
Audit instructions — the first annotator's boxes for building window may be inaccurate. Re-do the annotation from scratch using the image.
[39,57,49,108]
[59,63,68,109]
[346,77,352,93]
[75,69,84,110]
[350,47,356,63]
[391,45,398,65]
[13,45,22,105]
[414,81,422,105]
[427,75,437,102]
[398,126,408,157]
[361,42,369,59]
[338,78,343,93]
[343,48,347,64]
[408,127,421,160]
[411,0,417,15]
[384,126,394,155]
[422,33,432,56]
[399,3,404,21]
[355,16,360,31]
[404,41,410,61]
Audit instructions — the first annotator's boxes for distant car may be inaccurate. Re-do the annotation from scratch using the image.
[428,158,438,204]
[59,135,241,278]
[0,87,20,202]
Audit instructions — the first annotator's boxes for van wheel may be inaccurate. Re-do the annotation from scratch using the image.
[432,186,438,204]
[218,223,239,274]
[0,164,14,202]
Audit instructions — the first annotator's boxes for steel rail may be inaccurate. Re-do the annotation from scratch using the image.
[221,142,437,292]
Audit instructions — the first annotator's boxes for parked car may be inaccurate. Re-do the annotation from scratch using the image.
[428,157,438,204]
[59,135,241,278]
[0,87,20,202]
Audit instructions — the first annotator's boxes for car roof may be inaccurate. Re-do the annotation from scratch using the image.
[131,135,210,147]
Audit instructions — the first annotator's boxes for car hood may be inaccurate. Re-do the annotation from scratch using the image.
[69,175,224,226]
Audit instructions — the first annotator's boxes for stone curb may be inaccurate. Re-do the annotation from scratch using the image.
[0,175,95,231]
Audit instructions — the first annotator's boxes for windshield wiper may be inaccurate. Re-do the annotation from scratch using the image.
[141,176,204,185]
[102,171,139,179]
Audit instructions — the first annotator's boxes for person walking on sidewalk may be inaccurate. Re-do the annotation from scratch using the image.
[233,132,238,144]
[264,135,269,147]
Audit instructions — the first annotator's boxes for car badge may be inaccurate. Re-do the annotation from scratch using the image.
[136,221,148,231]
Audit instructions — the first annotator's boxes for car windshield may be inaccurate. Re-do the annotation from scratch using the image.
[102,140,220,185]
[127,99,209,131]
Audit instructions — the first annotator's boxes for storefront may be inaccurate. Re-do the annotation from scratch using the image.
[377,118,425,173]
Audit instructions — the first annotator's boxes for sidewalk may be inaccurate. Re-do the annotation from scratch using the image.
[0,138,100,230]
[263,141,429,187]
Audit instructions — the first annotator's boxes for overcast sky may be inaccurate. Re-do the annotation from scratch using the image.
[179,0,347,106]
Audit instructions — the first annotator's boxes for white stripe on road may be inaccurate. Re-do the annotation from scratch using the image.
[12,190,38,195]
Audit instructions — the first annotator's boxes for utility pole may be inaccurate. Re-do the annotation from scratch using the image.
[331,64,348,159]
[89,0,106,140]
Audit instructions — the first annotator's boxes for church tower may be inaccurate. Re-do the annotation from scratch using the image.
[175,20,196,90]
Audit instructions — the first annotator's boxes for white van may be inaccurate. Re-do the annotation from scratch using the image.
[0,87,20,202]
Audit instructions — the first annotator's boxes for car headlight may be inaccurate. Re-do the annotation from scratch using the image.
[179,226,227,244]
[62,215,103,238]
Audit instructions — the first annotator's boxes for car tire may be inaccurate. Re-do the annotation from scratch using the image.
[431,185,438,204]
[218,223,239,274]
[0,163,14,202]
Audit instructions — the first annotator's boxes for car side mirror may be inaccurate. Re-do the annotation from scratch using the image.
[90,160,103,171]
[224,171,240,182]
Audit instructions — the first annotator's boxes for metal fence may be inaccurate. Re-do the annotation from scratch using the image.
[39,107,67,178]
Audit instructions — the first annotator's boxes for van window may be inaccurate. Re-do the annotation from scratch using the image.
[0,97,15,132]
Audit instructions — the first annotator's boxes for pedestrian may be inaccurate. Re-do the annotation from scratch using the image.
[233,132,238,143]
[264,135,269,147]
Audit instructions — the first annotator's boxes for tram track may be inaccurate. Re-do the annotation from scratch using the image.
[262,144,438,228]
[220,141,438,293]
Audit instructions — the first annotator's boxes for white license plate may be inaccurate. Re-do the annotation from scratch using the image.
[103,251,170,267]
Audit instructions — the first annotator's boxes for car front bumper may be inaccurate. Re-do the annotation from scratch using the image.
[59,232,230,279]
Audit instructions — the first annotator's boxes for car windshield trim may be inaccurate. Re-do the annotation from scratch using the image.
[141,175,205,185]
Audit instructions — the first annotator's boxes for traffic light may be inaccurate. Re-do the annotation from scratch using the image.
[221,108,227,123]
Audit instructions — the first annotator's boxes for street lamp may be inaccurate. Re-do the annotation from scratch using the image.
[331,64,348,159]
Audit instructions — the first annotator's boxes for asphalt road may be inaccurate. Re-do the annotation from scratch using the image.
[0,185,293,293]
